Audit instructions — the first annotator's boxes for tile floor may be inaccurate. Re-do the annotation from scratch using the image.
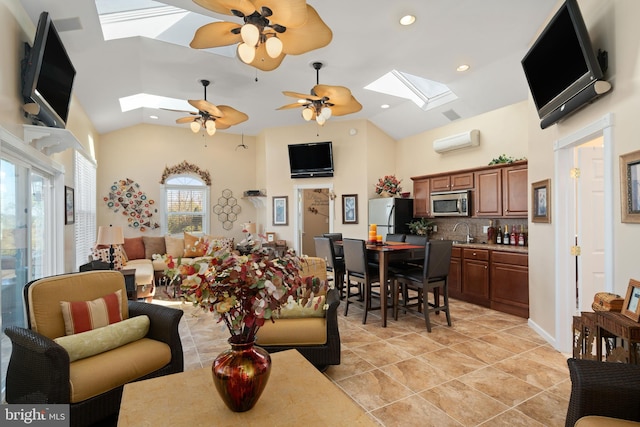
[162,288,572,427]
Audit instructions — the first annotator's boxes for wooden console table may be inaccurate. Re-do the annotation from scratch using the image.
[596,311,640,364]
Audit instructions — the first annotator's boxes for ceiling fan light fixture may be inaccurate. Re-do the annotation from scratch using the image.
[316,114,326,125]
[265,36,283,58]
[240,24,260,47]
[237,43,256,64]
[205,118,216,131]
[321,106,332,119]
[206,126,217,136]
[190,120,201,133]
[302,107,314,121]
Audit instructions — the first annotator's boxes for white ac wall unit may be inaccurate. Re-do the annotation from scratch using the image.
[433,129,480,153]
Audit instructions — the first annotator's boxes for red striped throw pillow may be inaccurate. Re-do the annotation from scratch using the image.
[60,290,123,335]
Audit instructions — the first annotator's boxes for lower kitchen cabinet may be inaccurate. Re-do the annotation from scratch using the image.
[490,251,529,317]
[449,246,529,318]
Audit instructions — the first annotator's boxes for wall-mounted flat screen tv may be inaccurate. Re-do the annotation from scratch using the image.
[21,11,76,129]
[288,141,334,179]
[521,0,604,125]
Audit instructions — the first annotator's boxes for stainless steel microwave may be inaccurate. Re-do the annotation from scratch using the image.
[430,190,470,217]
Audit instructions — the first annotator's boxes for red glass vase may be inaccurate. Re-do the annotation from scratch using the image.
[211,336,271,412]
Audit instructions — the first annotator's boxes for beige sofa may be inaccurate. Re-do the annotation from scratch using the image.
[92,233,234,300]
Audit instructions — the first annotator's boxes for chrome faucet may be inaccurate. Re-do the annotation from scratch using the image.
[453,222,474,243]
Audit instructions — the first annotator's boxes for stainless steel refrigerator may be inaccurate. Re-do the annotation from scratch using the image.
[368,198,414,241]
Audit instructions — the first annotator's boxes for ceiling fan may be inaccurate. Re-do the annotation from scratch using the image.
[172,79,248,135]
[277,62,362,125]
[190,0,332,71]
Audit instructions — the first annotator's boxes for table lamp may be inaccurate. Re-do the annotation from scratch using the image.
[96,225,125,269]
[242,222,257,243]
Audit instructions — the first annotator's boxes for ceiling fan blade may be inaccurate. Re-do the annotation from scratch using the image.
[277,102,305,110]
[329,96,363,116]
[193,0,256,16]
[245,42,286,71]
[282,91,322,101]
[313,84,353,106]
[279,5,332,55]
[176,116,200,124]
[214,122,231,130]
[191,21,242,49]
[188,100,223,117]
[259,0,308,28]
[216,105,249,126]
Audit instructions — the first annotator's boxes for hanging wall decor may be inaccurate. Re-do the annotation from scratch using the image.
[104,178,159,231]
[213,189,241,230]
[160,160,211,185]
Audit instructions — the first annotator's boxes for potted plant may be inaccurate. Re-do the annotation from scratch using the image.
[407,218,435,236]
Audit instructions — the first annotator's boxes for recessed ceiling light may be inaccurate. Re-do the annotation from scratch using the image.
[399,15,416,26]
[456,64,470,72]
[381,104,390,109]
[150,115,158,119]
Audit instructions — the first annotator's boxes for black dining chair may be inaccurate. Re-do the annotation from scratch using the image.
[391,234,429,308]
[343,238,391,324]
[385,233,406,242]
[314,236,345,298]
[322,232,344,259]
[393,240,453,332]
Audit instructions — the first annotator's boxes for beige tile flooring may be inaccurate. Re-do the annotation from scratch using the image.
[162,288,572,427]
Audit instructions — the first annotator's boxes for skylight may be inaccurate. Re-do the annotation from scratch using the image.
[95,0,235,57]
[364,70,457,111]
[119,93,194,113]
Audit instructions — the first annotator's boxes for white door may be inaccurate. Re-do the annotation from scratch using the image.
[576,142,605,312]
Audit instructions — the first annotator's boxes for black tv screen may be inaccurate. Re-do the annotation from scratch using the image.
[288,141,334,178]
[521,0,603,121]
[21,11,76,129]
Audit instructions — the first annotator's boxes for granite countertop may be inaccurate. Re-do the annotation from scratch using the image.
[452,241,529,254]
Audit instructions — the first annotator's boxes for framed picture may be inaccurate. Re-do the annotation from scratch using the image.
[620,149,640,223]
[531,179,551,223]
[266,232,276,243]
[272,196,288,226]
[622,279,640,322]
[342,194,358,224]
[65,186,75,225]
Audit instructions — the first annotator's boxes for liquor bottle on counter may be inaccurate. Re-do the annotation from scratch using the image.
[487,220,496,244]
[518,225,525,246]
[503,225,510,245]
[496,224,503,244]
[510,225,517,245]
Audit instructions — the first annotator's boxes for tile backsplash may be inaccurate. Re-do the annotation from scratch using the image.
[428,217,527,244]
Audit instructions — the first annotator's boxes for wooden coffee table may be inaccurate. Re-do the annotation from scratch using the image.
[118,350,375,426]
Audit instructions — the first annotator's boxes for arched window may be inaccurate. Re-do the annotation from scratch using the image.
[162,175,209,235]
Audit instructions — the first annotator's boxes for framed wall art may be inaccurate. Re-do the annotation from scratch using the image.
[266,232,276,243]
[620,149,640,223]
[342,194,358,224]
[531,179,551,223]
[65,186,75,225]
[272,196,288,226]
[622,278,640,322]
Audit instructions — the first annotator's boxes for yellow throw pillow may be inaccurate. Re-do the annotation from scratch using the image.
[54,315,150,362]
[165,235,185,258]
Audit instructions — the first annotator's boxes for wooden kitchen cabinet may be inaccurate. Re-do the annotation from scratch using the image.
[412,178,431,217]
[502,164,528,218]
[490,251,529,317]
[448,246,462,299]
[461,248,490,307]
[474,169,502,217]
[430,172,474,192]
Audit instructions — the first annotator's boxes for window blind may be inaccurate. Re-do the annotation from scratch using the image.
[74,151,96,269]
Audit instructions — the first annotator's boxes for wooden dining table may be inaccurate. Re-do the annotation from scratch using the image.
[363,241,424,327]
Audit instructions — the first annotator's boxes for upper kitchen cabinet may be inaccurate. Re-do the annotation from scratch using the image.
[474,168,503,217]
[412,178,431,217]
[430,172,474,192]
[502,163,528,217]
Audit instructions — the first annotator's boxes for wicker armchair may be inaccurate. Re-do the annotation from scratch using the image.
[4,271,184,427]
[566,358,640,427]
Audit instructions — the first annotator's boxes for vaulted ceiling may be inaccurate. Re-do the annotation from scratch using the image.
[18,0,557,140]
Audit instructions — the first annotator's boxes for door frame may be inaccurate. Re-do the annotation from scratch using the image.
[292,183,334,255]
[553,113,614,353]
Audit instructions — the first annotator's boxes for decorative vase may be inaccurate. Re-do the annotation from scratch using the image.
[211,336,271,412]
[379,191,394,198]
